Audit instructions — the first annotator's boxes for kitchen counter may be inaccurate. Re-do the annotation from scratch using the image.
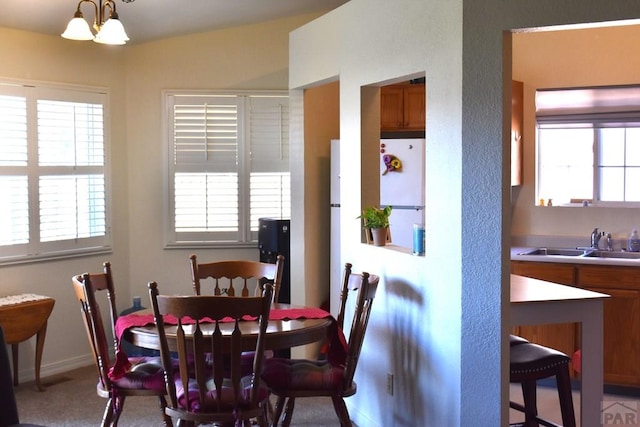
[511,245,640,389]
[510,274,608,427]
[511,246,640,267]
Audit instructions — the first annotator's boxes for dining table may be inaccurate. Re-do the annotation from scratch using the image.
[116,303,340,358]
[511,274,610,427]
[0,293,55,391]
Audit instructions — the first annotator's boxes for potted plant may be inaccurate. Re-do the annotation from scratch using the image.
[358,206,392,246]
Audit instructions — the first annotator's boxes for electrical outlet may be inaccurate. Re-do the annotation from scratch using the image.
[386,372,394,396]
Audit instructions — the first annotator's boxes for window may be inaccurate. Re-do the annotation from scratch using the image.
[165,92,290,246]
[536,85,640,206]
[0,82,110,264]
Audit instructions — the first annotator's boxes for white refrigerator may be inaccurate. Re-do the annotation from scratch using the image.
[379,138,426,249]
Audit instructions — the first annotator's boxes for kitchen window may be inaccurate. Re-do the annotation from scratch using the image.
[165,91,290,247]
[0,81,111,264]
[535,85,640,206]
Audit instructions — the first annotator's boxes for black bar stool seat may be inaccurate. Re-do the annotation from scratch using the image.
[510,334,529,346]
[510,341,576,427]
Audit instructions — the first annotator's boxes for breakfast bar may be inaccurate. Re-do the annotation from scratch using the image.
[511,274,609,427]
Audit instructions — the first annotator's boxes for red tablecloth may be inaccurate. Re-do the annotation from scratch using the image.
[110,307,347,380]
[114,307,333,340]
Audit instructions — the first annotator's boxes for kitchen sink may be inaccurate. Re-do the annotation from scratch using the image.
[583,250,640,259]
[518,248,587,256]
[518,247,640,260]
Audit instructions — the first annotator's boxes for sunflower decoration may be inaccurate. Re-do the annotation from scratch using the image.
[382,154,403,175]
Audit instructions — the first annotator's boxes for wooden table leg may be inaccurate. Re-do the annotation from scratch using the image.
[35,321,48,391]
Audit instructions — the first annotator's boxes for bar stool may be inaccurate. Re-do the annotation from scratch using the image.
[510,334,529,346]
[510,341,576,427]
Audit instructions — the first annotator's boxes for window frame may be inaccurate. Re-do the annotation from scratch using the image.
[535,85,640,208]
[536,125,640,208]
[163,90,290,248]
[0,79,112,265]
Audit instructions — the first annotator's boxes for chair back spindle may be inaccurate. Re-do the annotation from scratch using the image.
[341,268,379,390]
[189,254,284,303]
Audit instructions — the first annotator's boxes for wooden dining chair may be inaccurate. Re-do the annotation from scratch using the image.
[71,263,172,427]
[148,281,273,427]
[189,254,285,303]
[261,263,379,427]
[189,253,286,369]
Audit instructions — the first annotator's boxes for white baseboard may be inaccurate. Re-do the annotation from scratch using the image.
[16,354,94,385]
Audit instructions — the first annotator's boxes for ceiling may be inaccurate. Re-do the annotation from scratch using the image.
[0,0,349,45]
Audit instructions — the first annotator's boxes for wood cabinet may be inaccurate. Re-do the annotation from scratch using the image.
[511,260,640,386]
[576,265,640,386]
[380,83,425,131]
[511,261,575,285]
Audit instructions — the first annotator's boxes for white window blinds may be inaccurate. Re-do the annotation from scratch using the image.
[167,92,290,245]
[0,82,110,263]
[0,90,29,247]
[536,85,640,128]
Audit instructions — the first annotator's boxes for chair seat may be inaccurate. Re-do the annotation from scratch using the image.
[510,342,570,379]
[262,357,345,391]
[109,356,166,391]
[175,374,270,412]
[510,342,576,427]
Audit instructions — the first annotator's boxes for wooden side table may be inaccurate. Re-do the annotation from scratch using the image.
[0,294,55,391]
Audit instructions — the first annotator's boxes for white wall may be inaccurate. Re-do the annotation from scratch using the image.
[290,1,640,426]
[290,1,464,425]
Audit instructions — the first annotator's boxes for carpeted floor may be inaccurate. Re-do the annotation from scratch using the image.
[15,365,639,426]
[14,365,348,426]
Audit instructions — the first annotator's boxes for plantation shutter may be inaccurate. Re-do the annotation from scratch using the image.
[37,95,106,244]
[171,95,240,240]
[0,83,109,262]
[248,96,290,232]
[168,92,290,245]
[0,88,29,247]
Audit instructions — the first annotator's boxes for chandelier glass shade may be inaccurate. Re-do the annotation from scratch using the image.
[61,0,130,45]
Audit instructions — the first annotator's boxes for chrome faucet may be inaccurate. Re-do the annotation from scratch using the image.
[591,228,605,249]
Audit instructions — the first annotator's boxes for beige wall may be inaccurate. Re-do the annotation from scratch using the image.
[301,82,340,309]
[0,27,130,372]
[512,25,640,245]
[0,13,320,380]
[121,14,318,297]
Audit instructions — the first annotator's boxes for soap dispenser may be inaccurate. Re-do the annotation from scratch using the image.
[628,229,640,252]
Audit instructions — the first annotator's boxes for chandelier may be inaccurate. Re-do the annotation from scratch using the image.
[61,0,134,45]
